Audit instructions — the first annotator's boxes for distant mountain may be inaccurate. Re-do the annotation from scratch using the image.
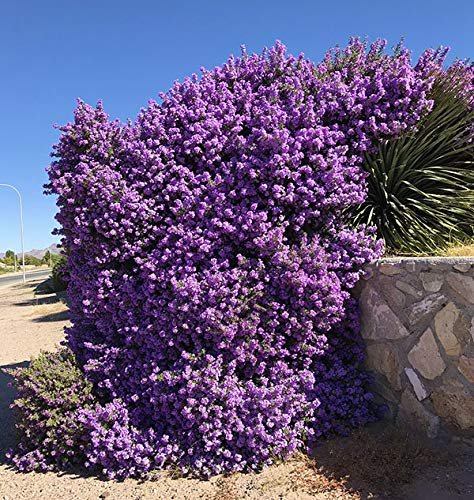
[0,243,61,259]
[25,243,62,259]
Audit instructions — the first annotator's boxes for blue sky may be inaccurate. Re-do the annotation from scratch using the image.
[0,0,473,252]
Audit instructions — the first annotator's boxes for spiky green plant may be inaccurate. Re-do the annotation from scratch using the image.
[353,76,474,254]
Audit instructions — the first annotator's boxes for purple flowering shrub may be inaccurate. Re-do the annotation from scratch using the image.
[10,39,443,478]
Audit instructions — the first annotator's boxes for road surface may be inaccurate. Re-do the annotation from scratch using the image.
[0,269,51,287]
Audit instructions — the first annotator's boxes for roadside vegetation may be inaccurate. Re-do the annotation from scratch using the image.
[0,249,63,275]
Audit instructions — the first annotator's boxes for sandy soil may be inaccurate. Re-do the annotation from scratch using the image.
[0,280,473,499]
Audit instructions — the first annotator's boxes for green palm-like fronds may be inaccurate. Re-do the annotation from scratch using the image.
[354,78,474,254]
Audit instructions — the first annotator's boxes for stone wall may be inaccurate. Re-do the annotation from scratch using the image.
[357,257,474,439]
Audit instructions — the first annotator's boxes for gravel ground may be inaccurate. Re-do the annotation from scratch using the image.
[0,280,473,500]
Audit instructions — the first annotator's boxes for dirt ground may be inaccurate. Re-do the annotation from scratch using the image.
[0,280,473,500]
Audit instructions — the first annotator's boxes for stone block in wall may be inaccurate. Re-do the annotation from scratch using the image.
[434,302,462,357]
[431,380,474,431]
[378,276,406,309]
[405,261,417,272]
[419,272,444,292]
[453,263,471,273]
[458,356,474,384]
[378,262,403,276]
[366,343,403,390]
[370,376,399,421]
[359,285,410,340]
[405,368,430,400]
[408,294,446,325]
[395,280,422,298]
[398,388,439,438]
[371,375,400,404]
[456,313,473,347]
[446,272,474,304]
[407,328,446,380]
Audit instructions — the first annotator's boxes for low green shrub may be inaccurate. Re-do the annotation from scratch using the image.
[7,349,95,471]
[51,256,68,291]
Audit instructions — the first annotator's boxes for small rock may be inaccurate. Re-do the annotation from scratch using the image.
[458,355,474,384]
[405,261,417,272]
[378,263,402,276]
[408,328,446,380]
[420,272,444,292]
[405,367,430,400]
[434,302,462,357]
[431,379,474,430]
[408,294,446,325]
[99,493,110,499]
[395,280,423,298]
[453,262,472,273]
[446,272,474,304]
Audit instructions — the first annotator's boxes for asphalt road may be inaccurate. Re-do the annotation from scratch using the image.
[0,269,51,287]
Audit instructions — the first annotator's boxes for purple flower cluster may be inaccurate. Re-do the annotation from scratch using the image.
[19,39,442,478]
[75,400,159,479]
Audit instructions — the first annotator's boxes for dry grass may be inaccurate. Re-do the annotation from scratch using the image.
[444,243,474,256]
[382,236,474,257]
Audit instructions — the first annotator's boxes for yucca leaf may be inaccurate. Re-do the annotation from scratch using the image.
[351,75,474,254]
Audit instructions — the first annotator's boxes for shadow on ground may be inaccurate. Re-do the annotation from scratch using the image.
[32,310,70,323]
[14,295,63,307]
[11,279,69,321]
[14,280,68,308]
[0,361,27,462]
[306,422,474,499]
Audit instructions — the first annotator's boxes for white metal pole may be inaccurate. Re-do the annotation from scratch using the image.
[0,183,26,283]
